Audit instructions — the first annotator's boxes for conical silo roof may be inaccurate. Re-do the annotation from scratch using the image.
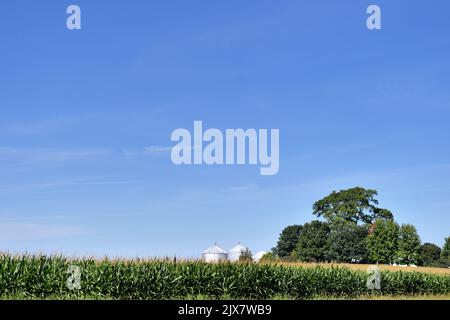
[202,244,227,254]
[229,243,247,253]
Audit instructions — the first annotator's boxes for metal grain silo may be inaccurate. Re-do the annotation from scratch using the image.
[202,244,228,263]
[252,251,267,262]
[228,243,248,262]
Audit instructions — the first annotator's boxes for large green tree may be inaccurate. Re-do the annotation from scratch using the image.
[313,187,393,224]
[395,224,421,265]
[366,219,400,264]
[441,237,450,261]
[239,249,253,263]
[273,225,303,258]
[296,221,330,262]
[419,243,441,267]
[326,222,369,263]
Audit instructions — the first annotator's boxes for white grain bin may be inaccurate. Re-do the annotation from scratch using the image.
[253,251,267,262]
[228,243,248,262]
[202,244,228,263]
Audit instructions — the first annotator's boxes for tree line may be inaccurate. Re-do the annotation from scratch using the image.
[267,187,450,268]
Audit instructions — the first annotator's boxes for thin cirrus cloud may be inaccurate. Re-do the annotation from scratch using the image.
[0,147,111,162]
[0,222,88,241]
[0,115,93,136]
[144,146,173,154]
[122,146,171,158]
[123,145,204,159]
[0,177,148,196]
[144,145,202,155]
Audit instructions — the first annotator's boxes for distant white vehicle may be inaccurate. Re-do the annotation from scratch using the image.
[253,251,268,262]
[202,244,228,263]
[392,263,415,267]
[228,243,248,262]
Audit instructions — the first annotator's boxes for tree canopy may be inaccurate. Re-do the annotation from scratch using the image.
[326,222,369,263]
[273,225,303,258]
[312,187,393,224]
[442,237,450,261]
[366,219,399,264]
[239,249,253,262]
[396,224,421,265]
[296,221,330,262]
[270,186,449,269]
[419,243,441,267]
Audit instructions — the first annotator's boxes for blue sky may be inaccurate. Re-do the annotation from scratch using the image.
[0,0,449,258]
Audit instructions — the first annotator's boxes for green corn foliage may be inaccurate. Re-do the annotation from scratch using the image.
[0,255,449,299]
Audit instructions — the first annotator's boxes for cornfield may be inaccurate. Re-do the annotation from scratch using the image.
[1,255,449,299]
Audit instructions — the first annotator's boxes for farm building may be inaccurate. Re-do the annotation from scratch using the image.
[202,243,266,263]
[202,244,228,263]
[252,251,267,262]
[228,243,248,262]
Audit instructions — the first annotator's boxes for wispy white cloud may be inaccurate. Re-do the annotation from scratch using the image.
[123,145,205,159]
[144,163,450,210]
[143,146,172,154]
[0,177,148,196]
[0,147,110,162]
[0,222,88,241]
[225,184,259,193]
[0,115,90,135]
[0,214,78,222]
[123,145,172,158]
